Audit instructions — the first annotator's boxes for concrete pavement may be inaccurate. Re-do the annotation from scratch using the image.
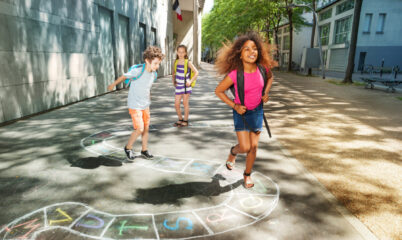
[0,63,377,239]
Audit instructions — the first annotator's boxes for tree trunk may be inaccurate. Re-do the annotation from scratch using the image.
[308,0,316,76]
[288,9,293,72]
[343,0,363,83]
[274,29,280,62]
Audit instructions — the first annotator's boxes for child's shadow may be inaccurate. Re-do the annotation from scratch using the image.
[130,174,242,205]
[69,156,123,169]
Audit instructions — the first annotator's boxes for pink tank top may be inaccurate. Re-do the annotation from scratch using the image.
[228,67,268,110]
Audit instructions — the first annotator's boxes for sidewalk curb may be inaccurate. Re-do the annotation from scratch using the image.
[271,138,379,240]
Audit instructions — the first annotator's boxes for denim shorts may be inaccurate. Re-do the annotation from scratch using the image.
[233,104,263,132]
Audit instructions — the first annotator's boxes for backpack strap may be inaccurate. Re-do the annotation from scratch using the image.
[257,64,268,95]
[184,59,189,93]
[124,64,145,86]
[236,66,245,106]
[153,71,158,82]
[174,60,178,74]
[256,64,272,138]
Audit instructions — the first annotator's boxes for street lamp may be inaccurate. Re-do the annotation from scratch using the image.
[286,3,326,79]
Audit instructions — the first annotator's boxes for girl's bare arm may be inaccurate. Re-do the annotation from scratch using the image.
[215,75,246,114]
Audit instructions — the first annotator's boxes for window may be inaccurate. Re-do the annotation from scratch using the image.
[284,27,289,33]
[376,13,386,33]
[139,22,147,54]
[363,13,372,33]
[151,27,157,46]
[319,23,330,45]
[283,35,290,50]
[334,16,352,44]
[336,0,354,15]
[319,9,332,21]
[278,36,282,50]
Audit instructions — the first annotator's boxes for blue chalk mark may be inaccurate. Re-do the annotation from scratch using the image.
[191,162,212,173]
[163,217,193,231]
[76,214,105,229]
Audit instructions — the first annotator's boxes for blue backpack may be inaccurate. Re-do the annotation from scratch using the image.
[124,64,158,87]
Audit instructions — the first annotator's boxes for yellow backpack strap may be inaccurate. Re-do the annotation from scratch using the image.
[174,60,178,74]
[184,59,189,76]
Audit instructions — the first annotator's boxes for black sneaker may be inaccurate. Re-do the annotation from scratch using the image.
[124,146,135,162]
[141,150,154,159]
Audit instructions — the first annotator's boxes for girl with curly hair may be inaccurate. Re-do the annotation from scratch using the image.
[215,32,275,188]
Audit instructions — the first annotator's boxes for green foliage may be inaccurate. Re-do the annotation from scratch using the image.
[202,0,316,51]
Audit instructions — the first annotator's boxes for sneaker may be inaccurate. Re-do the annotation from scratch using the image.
[141,150,154,159]
[124,146,135,162]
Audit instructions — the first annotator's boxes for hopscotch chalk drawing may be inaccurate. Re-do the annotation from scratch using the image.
[0,125,279,239]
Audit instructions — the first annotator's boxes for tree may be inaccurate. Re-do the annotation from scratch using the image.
[343,0,363,83]
[308,0,317,76]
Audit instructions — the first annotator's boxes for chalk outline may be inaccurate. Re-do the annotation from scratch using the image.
[1,126,279,240]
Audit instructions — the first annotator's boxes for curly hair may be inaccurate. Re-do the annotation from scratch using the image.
[215,31,277,75]
[143,46,165,61]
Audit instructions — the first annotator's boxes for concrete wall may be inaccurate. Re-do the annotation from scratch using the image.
[354,0,402,70]
[0,0,173,124]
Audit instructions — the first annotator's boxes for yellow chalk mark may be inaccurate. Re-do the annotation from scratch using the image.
[49,208,73,226]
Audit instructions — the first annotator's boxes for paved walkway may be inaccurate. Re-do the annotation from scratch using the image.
[0,63,378,239]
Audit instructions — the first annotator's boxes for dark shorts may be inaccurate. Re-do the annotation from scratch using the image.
[233,104,263,132]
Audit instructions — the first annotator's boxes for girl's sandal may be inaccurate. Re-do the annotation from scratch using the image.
[179,120,189,127]
[173,119,183,127]
[225,146,236,170]
[243,171,254,189]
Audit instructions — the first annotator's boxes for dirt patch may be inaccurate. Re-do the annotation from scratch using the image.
[267,72,402,240]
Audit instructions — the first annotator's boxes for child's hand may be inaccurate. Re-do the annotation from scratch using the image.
[107,84,114,91]
[262,93,270,103]
[234,104,247,115]
[186,81,191,87]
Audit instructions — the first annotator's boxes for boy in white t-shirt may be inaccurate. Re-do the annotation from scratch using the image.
[108,46,165,161]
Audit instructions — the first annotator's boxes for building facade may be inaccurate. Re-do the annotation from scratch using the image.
[316,0,355,71]
[276,23,313,70]
[0,0,203,124]
[355,0,402,71]
[274,11,313,70]
[316,0,402,72]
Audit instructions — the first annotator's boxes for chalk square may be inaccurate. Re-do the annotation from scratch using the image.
[184,160,221,176]
[71,211,114,236]
[46,204,89,227]
[230,173,278,196]
[0,211,44,240]
[227,194,278,218]
[194,206,254,233]
[152,157,190,171]
[154,212,210,239]
[91,131,113,139]
[82,138,104,146]
[103,215,157,239]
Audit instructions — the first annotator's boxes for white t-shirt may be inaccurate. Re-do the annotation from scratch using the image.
[123,66,156,110]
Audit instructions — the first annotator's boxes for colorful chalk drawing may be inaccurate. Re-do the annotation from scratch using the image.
[0,125,279,239]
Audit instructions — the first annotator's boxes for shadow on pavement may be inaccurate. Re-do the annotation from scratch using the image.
[131,174,242,205]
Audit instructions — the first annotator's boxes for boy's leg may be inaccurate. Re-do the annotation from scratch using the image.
[141,108,151,151]
[127,109,145,149]
[140,108,153,159]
